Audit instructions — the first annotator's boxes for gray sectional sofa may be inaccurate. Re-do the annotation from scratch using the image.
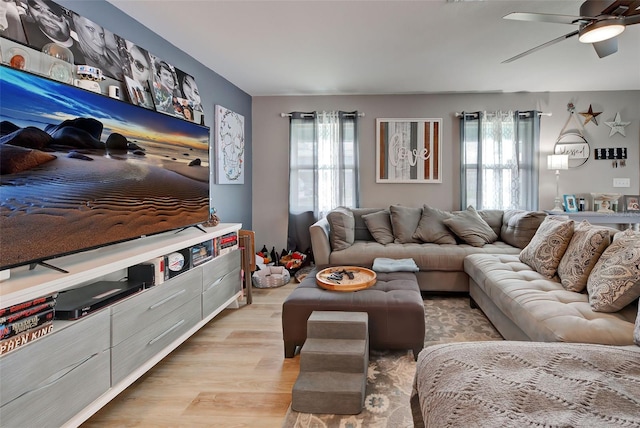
[310,205,546,292]
[412,220,640,427]
[311,206,638,346]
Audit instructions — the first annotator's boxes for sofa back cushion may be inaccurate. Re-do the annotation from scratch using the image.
[519,216,574,278]
[557,220,611,292]
[500,210,547,249]
[350,208,385,241]
[587,229,640,312]
[389,205,423,244]
[477,210,504,237]
[326,207,355,251]
[362,210,394,244]
[412,205,457,244]
[443,206,498,247]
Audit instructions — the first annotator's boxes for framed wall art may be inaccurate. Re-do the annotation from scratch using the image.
[215,105,245,184]
[376,118,442,183]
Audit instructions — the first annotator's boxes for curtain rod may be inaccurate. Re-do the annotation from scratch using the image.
[455,111,551,117]
[280,112,365,118]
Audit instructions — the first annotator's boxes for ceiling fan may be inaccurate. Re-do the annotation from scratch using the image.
[502,0,640,63]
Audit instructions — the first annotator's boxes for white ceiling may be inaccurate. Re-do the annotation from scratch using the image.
[108,0,640,96]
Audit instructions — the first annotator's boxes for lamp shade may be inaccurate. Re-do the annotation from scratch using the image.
[578,20,625,44]
[547,154,569,170]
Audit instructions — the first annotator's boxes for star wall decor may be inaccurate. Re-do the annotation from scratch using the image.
[604,112,631,137]
[579,104,602,126]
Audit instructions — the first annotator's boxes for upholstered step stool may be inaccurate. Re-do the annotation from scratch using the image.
[291,311,369,414]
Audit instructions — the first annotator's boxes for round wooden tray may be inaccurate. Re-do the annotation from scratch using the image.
[316,266,377,292]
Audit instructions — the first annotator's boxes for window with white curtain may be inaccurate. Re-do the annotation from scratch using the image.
[289,111,360,218]
[460,110,540,210]
[287,111,360,251]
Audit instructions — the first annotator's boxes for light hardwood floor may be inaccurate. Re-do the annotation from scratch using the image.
[82,282,300,428]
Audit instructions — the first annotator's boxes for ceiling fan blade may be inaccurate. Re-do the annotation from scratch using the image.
[502,30,579,63]
[592,37,619,57]
[503,12,589,25]
[623,14,640,24]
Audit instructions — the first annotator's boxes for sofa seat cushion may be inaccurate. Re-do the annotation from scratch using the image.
[465,254,636,345]
[329,241,520,272]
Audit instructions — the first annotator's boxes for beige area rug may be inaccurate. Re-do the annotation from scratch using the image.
[282,296,504,428]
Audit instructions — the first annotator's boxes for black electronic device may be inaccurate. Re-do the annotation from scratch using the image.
[128,263,156,288]
[54,281,144,320]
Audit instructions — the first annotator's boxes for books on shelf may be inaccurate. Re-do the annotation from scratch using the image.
[214,232,238,256]
[0,308,54,340]
[0,293,58,356]
[0,322,54,356]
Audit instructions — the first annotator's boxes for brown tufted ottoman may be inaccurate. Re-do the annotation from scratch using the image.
[282,268,425,359]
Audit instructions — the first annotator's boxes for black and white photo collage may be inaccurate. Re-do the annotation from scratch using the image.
[0,0,203,123]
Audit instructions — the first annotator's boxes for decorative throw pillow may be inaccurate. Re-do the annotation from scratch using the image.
[442,206,498,247]
[500,210,548,249]
[362,210,394,245]
[557,220,610,292]
[389,205,422,244]
[519,216,574,278]
[326,207,354,251]
[412,205,457,244]
[587,229,640,312]
[635,300,640,347]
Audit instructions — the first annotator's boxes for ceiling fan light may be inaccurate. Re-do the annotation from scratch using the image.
[578,21,625,43]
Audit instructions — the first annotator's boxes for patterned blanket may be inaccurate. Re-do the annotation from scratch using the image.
[411,341,640,428]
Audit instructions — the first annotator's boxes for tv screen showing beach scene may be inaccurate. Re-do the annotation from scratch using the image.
[0,65,210,271]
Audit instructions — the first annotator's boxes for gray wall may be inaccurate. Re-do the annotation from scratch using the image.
[253,91,639,251]
[59,0,253,231]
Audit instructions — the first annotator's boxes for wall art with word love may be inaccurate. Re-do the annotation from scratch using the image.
[376,118,442,183]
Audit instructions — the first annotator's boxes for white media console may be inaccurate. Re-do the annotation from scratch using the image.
[0,223,243,427]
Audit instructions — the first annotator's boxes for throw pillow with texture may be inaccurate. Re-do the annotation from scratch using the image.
[326,207,355,251]
[500,210,548,249]
[519,216,574,278]
[587,229,640,312]
[389,205,422,244]
[442,206,498,247]
[412,205,457,244]
[557,220,610,292]
[362,210,394,245]
[635,300,640,346]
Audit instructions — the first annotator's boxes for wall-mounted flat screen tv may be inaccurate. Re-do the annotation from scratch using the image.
[0,65,210,271]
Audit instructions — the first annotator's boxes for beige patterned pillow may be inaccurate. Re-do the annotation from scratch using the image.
[587,229,640,312]
[412,205,457,244]
[519,216,574,278]
[557,220,610,292]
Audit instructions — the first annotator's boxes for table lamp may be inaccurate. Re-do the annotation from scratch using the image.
[547,154,569,212]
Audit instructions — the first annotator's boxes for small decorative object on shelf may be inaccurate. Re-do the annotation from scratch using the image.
[42,43,74,84]
[563,194,578,213]
[590,193,621,213]
[202,207,220,227]
[623,195,640,213]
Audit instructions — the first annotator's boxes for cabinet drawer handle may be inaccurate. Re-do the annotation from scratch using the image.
[148,319,185,346]
[205,271,236,292]
[148,289,187,310]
